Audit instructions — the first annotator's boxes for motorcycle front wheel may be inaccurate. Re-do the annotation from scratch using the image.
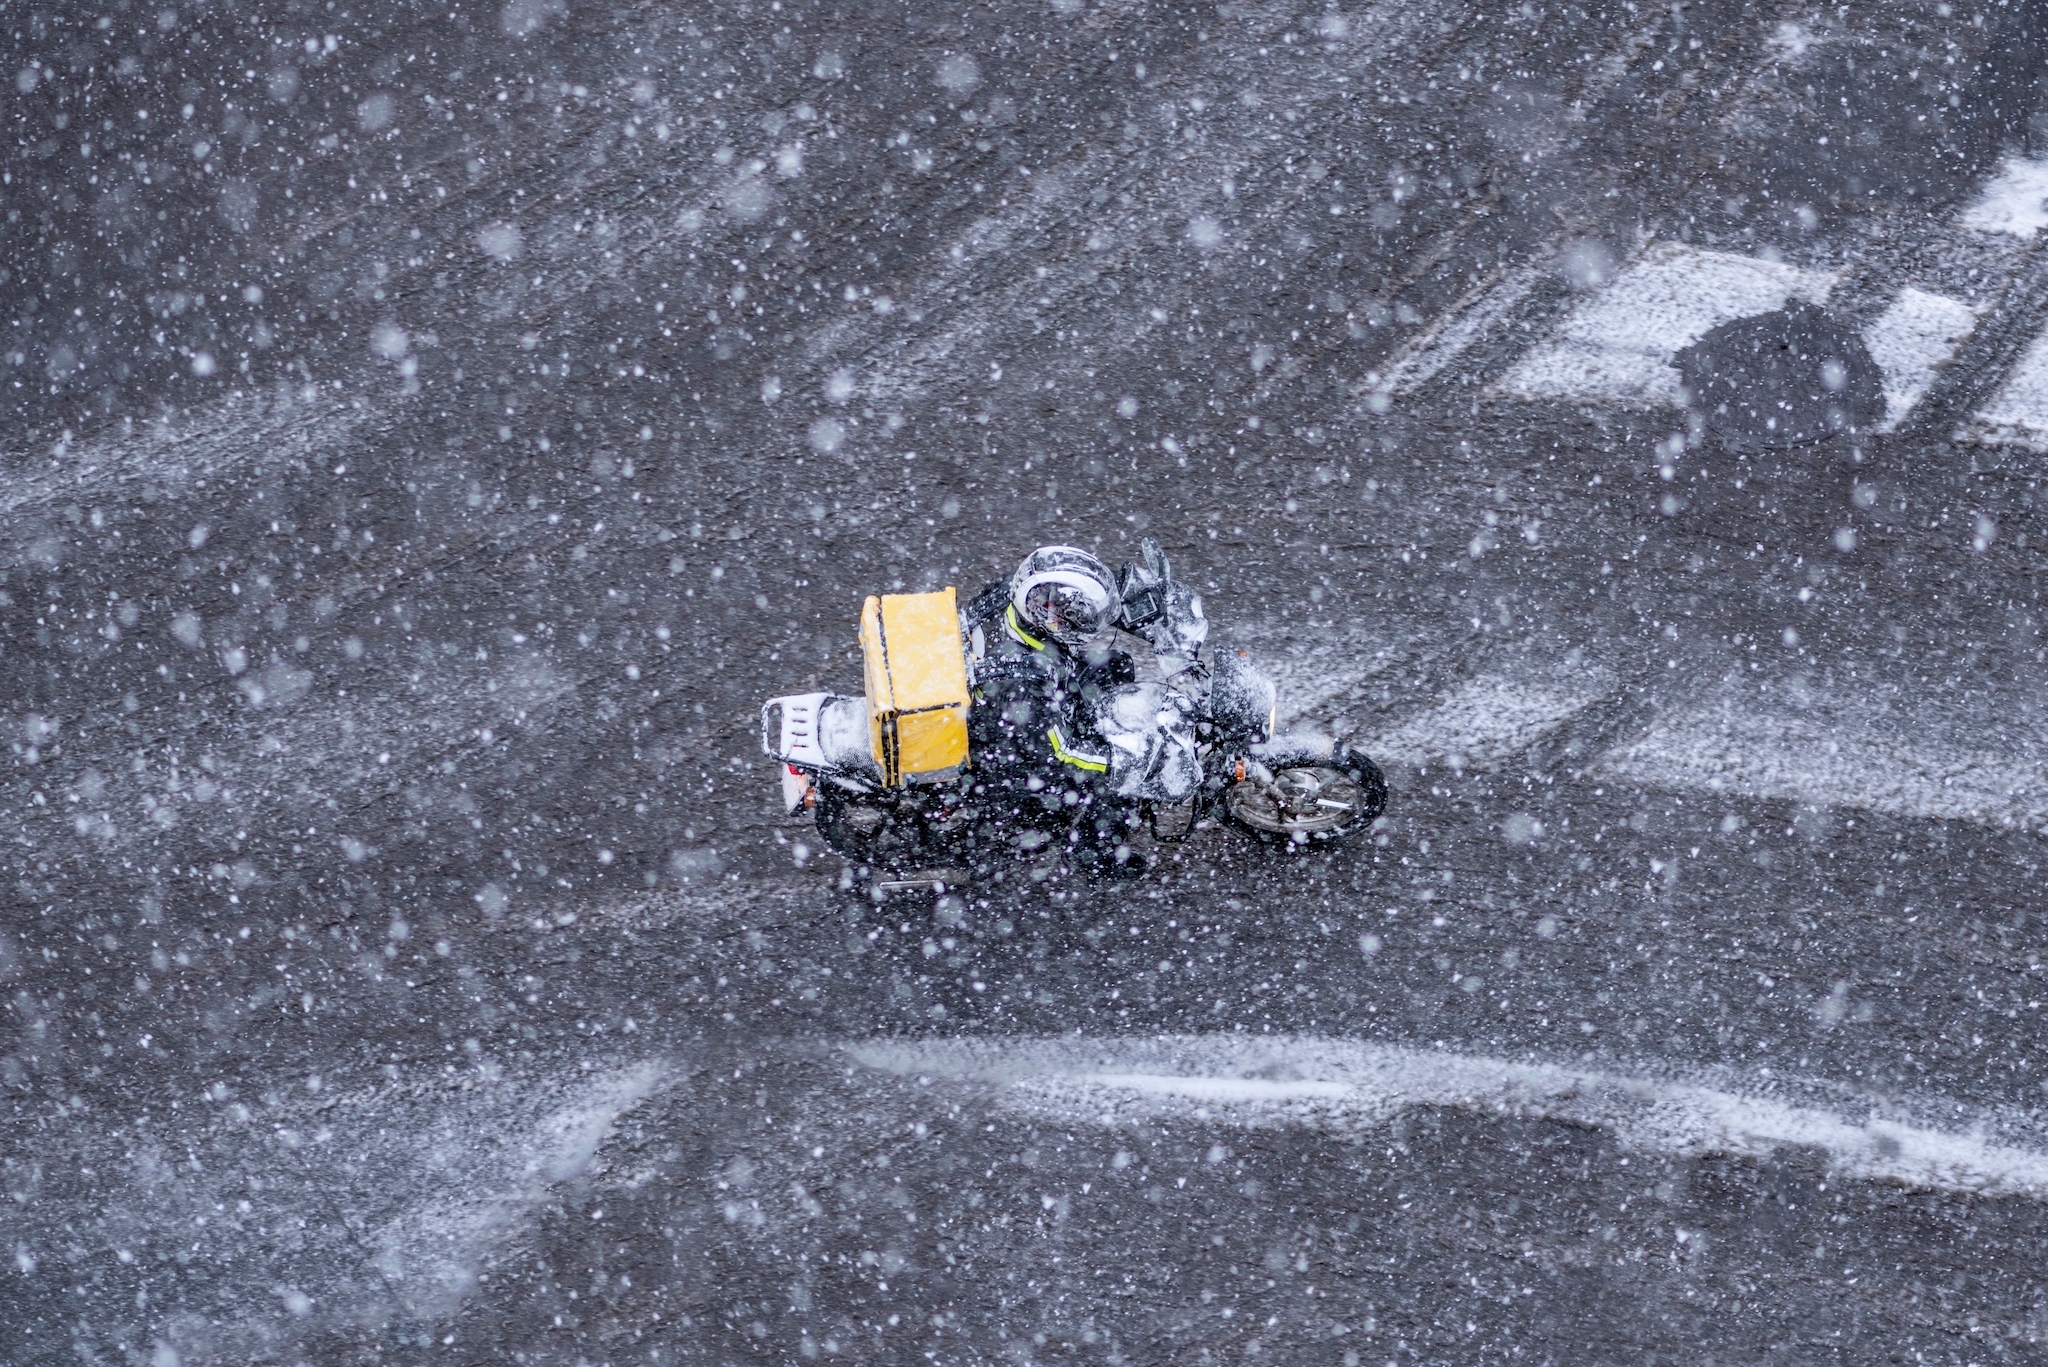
[1224,756,1385,842]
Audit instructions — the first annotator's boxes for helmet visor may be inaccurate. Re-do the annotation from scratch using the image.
[1025,583,1107,642]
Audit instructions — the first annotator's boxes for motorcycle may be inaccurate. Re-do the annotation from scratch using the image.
[759,540,1386,883]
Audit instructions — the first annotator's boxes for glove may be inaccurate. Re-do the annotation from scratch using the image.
[1117,537,1206,676]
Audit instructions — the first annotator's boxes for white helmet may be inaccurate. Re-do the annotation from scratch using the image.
[1010,545,1116,649]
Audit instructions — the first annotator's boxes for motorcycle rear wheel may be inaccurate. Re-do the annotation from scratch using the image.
[816,788,922,870]
[1224,763,1380,841]
[815,784,974,874]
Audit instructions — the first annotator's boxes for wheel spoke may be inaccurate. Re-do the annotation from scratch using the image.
[1225,765,1366,837]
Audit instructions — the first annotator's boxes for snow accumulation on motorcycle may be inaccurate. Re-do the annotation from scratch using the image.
[760,539,1387,890]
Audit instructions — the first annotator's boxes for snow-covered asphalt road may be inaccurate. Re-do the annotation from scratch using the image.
[7,0,2048,1363]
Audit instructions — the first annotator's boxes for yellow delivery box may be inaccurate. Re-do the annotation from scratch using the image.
[859,588,971,787]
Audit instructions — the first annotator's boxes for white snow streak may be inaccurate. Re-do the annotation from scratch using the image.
[369,1062,667,1317]
[11,1058,670,1360]
[1252,633,1407,734]
[854,1036,2048,1199]
[1957,156,2048,238]
[1599,673,2048,830]
[1961,326,2048,453]
[1495,243,1835,407]
[1364,670,1613,771]
[1863,286,1979,431]
[1259,633,1611,773]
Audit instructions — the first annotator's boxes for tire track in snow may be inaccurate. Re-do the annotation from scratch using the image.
[2,643,584,899]
[781,0,1720,432]
[1898,155,2048,448]
[1364,262,1550,401]
[0,384,390,560]
[1940,157,2048,455]
[804,0,1481,417]
[853,1035,2048,1200]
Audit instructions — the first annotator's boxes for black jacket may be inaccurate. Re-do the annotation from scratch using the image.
[961,582,1131,791]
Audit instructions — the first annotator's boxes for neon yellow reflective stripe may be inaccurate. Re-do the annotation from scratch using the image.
[1005,603,1045,651]
[1047,725,1107,773]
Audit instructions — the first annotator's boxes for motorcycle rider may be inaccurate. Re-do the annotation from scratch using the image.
[962,545,1142,874]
